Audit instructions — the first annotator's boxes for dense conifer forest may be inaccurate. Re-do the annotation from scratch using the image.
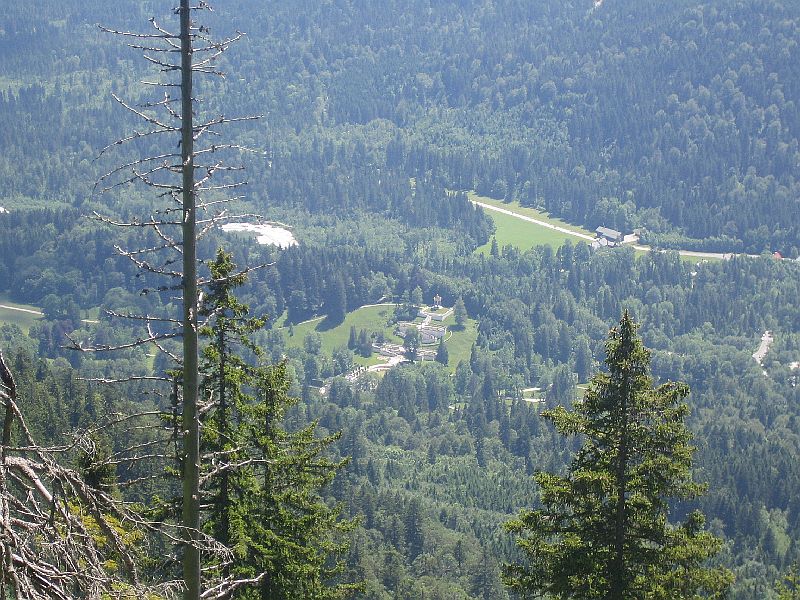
[1,1,800,598]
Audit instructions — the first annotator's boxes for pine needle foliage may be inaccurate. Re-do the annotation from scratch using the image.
[504,311,733,599]
[199,249,359,599]
[777,562,800,600]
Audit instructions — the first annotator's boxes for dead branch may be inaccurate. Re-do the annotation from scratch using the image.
[65,331,179,353]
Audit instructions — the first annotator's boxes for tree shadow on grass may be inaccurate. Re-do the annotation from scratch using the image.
[315,315,343,332]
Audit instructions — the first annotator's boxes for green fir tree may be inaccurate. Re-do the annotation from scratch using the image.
[777,562,800,600]
[435,338,449,365]
[199,249,359,598]
[504,311,732,599]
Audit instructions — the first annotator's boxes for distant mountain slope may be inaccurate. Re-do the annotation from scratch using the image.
[1,0,798,253]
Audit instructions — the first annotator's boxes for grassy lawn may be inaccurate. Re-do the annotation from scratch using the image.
[0,295,42,333]
[280,304,479,371]
[678,253,724,264]
[469,192,593,252]
[442,319,478,369]
[282,305,397,367]
[470,193,591,234]
[476,209,581,252]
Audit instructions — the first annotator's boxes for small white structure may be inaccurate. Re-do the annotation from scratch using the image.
[417,294,454,321]
[418,307,453,322]
[622,233,640,244]
[374,343,406,357]
[396,321,447,344]
[419,325,446,344]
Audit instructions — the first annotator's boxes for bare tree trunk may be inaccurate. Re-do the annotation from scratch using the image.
[88,4,260,595]
[0,350,18,599]
[180,1,201,597]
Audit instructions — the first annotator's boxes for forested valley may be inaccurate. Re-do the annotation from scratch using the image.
[1,1,800,598]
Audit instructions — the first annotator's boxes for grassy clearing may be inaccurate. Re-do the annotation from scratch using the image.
[476,209,580,252]
[470,192,593,252]
[279,304,479,371]
[0,295,42,333]
[468,196,726,262]
[679,253,724,264]
[443,319,479,368]
[0,194,72,211]
[282,305,397,367]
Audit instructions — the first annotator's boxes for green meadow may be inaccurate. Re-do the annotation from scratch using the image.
[0,295,42,333]
[470,193,593,253]
[279,304,479,370]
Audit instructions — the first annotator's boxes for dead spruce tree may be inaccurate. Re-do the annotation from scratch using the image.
[69,2,269,598]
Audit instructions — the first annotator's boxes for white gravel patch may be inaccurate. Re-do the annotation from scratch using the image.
[220,222,297,248]
[753,330,773,365]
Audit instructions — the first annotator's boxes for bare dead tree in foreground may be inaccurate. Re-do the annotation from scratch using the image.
[0,350,153,599]
[62,1,269,598]
[0,349,243,599]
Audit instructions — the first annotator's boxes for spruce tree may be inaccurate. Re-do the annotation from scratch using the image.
[503,311,732,599]
[347,326,357,350]
[778,562,800,600]
[454,297,467,330]
[435,338,449,365]
[245,363,359,599]
[326,276,347,325]
[404,327,420,361]
[199,249,264,573]
[199,250,358,598]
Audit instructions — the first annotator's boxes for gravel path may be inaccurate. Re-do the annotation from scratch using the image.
[0,304,99,324]
[753,330,773,365]
[0,304,42,316]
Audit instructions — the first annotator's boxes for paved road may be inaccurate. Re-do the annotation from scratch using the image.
[631,245,736,260]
